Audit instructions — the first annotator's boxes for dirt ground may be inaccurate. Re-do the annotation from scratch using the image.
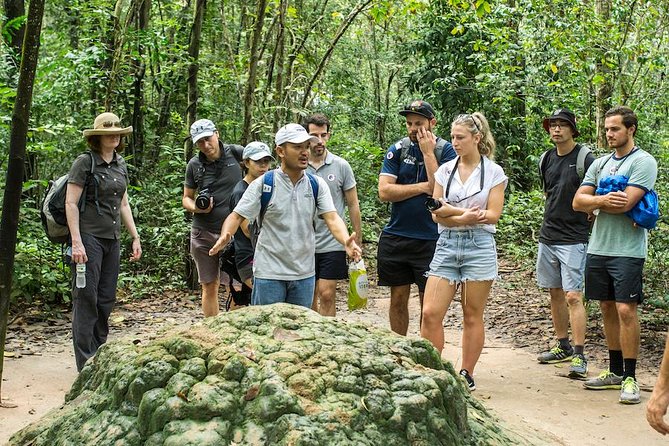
[1,263,668,445]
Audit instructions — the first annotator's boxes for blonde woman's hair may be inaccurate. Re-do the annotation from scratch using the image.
[451,112,496,159]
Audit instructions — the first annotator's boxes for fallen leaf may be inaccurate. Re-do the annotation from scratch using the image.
[244,385,260,401]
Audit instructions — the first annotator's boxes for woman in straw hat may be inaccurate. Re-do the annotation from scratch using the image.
[65,112,142,372]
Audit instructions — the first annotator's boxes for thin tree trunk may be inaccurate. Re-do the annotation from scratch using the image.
[595,0,613,148]
[0,0,45,404]
[272,0,287,128]
[186,0,206,161]
[185,0,206,290]
[129,0,151,174]
[241,0,268,144]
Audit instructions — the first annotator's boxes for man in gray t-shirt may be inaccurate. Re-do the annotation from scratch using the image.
[182,119,242,317]
[304,113,362,316]
[209,123,362,308]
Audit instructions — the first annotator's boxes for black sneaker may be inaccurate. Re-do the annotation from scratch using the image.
[537,344,574,364]
[459,369,476,391]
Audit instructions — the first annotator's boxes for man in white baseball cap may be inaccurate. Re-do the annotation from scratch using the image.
[210,124,362,308]
[182,118,243,317]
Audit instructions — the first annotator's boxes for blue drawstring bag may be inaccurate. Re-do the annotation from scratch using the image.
[595,175,659,230]
[626,189,659,230]
[596,175,628,195]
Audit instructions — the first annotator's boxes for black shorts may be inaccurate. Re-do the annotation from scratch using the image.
[585,254,644,303]
[315,251,348,280]
[377,232,436,292]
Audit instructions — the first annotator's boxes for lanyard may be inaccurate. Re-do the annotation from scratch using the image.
[444,156,485,203]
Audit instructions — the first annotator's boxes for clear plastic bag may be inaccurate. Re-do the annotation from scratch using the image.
[347,259,368,311]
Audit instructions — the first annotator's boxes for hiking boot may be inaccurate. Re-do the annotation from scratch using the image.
[568,354,588,378]
[459,369,476,391]
[583,370,623,390]
[619,377,641,404]
[537,344,574,364]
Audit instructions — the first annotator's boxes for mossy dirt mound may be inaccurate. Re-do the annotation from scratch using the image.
[10,304,526,445]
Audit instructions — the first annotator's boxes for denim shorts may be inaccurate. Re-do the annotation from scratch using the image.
[428,229,498,283]
[251,276,316,308]
[536,242,587,291]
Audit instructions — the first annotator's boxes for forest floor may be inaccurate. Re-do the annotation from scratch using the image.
[1,256,668,445]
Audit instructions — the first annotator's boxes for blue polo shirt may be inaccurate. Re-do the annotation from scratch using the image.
[380,137,455,240]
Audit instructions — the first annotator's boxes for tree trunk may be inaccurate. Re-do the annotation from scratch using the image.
[186,0,206,162]
[0,0,45,404]
[185,0,206,290]
[128,0,151,174]
[271,0,287,128]
[595,0,613,148]
[241,0,268,144]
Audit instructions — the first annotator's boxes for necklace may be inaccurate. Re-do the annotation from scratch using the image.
[608,147,638,175]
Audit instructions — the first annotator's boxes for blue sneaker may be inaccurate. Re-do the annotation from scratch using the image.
[568,354,588,378]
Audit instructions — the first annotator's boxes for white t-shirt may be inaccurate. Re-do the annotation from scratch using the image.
[434,156,508,233]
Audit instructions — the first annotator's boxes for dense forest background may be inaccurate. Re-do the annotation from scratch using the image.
[1,0,669,310]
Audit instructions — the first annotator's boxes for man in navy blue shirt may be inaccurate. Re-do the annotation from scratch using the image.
[378,100,455,335]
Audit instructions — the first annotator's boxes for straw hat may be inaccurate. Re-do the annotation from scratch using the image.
[82,112,133,137]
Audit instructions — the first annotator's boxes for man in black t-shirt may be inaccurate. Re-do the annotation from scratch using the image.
[536,108,595,378]
[183,119,243,317]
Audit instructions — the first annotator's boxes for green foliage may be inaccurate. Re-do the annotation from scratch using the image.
[11,200,72,305]
[331,136,388,242]
[496,189,545,260]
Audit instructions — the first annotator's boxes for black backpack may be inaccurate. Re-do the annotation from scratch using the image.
[41,152,99,244]
[219,241,251,309]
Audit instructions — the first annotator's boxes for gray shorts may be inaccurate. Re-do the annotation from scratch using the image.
[190,227,221,284]
[536,242,586,291]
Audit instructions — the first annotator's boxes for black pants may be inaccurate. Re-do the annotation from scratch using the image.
[70,234,120,371]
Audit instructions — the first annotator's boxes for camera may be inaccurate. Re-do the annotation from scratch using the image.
[195,189,212,210]
[425,197,442,211]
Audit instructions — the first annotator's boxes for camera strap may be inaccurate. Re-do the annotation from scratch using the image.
[444,156,485,201]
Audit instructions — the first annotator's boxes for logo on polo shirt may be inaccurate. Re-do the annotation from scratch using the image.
[327,174,336,182]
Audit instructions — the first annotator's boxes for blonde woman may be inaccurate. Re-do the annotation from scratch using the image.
[420,112,507,391]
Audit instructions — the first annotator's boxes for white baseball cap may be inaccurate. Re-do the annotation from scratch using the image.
[275,123,318,146]
[190,119,216,143]
[243,141,275,161]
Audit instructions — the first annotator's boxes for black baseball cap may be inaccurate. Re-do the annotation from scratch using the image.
[399,100,435,120]
[542,108,580,137]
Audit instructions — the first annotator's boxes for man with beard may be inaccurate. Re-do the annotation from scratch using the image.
[378,100,456,335]
[304,113,362,316]
[209,123,362,307]
[535,108,595,379]
[573,106,657,405]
